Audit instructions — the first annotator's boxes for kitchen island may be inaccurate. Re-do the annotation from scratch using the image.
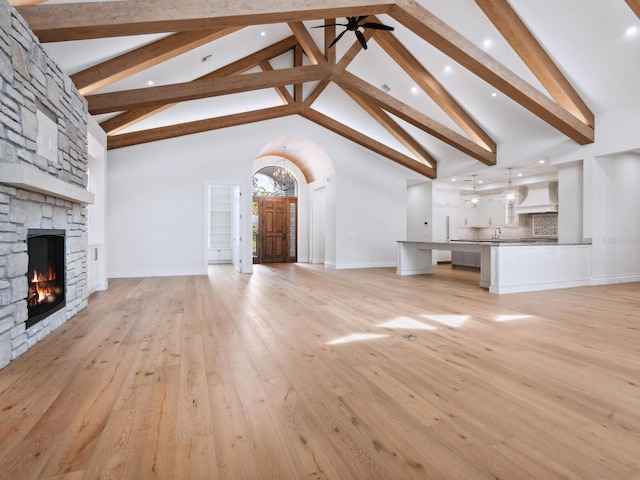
[397,240,592,294]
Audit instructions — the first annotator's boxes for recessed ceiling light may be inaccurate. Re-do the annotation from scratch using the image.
[444,65,452,73]
[517,173,523,177]
[539,159,545,164]
[625,26,638,36]
[411,86,419,94]
[483,39,493,48]
[147,80,154,86]
[478,180,483,184]
[491,92,498,97]
[260,31,266,37]
[451,178,457,182]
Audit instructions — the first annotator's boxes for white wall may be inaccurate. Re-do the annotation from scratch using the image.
[557,162,584,244]
[87,117,108,291]
[332,149,416,269]
[590,152,640,284]
[106,117,425,277]
[407,182,433,241]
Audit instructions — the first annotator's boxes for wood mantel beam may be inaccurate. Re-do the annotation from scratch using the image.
[474,0,593,127]
[88,65,328,115]
[107,105,299,150]
[72,28,239,95]
[299,106,436,178]
[390,0,594,145]
[333,70,496,166]
[17,0,394,42]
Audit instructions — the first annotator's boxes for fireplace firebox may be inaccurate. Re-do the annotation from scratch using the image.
[26,229,66,329]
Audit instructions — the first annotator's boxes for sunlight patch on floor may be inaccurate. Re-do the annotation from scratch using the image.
[420,314,469,328]
[493,314,534,322]
[378,317,438,331]
[326,333,389,345]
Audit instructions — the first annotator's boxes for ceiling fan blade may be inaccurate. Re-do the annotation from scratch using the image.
[328,29,347,48]
[312,22,346,29]
[355,30,368,50]
[361,23,395,31]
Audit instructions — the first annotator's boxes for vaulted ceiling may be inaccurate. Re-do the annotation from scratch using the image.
[10,0,640,180]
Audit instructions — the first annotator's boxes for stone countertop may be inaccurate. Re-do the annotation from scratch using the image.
[398,239,592,246]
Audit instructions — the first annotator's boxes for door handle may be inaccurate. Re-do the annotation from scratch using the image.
[282,233,286,241]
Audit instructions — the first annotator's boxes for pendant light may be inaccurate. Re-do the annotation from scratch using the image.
[501,167,519,205]
[467,175,481,208]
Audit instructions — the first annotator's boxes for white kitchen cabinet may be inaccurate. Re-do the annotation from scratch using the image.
[460,194,516,227]
[451,251,481,268]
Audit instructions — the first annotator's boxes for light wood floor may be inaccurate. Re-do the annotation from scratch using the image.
[1,264,640,480]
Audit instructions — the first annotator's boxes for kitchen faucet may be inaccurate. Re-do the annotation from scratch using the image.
[492,227,502,240]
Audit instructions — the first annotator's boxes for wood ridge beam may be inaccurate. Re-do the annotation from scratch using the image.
[107,104,300,150]
[474,0,593,127]
[88,64,329,115]
[390,0,594,145]
[17,1,395,42]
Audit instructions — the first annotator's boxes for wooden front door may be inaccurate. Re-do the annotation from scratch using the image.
[254,197,297,264]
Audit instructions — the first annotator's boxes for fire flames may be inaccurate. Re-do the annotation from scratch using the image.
[27,267,61,308]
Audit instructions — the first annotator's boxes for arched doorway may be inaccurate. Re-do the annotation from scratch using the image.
[253,136,336,266]
[252,163,298,264]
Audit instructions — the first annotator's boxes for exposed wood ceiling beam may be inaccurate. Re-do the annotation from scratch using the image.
[287,22,326,66]
[333,70,496,165]
[100,36,299,135]
[17,0,394,42]
[293,45,304,103]
[260,60,295,104]
[107,105,299,150]
[474,0,593,127]
[87,65,329,115]
[324,20,337,65]
[344,90,437,169]
[305,29,373,107]
[299,106,436,178]
[72,28,240,95]
[390,0,594,145]
[625,0,640,18]
[372,19,495,153]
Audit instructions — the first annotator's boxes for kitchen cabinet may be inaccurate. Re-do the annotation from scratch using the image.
[460,194,516,227]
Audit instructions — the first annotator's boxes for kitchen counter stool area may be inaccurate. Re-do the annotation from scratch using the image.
[397,241,592,294]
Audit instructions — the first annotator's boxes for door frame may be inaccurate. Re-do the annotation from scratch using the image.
[253,196,298,264]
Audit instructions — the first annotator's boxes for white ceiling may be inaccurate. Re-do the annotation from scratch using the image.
[26,0,640,184]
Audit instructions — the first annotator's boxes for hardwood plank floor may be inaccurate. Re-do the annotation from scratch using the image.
[1,264,639,479]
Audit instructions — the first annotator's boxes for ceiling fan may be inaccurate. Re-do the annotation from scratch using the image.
[313,16,394,50]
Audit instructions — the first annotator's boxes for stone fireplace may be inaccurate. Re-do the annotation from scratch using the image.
[0,1,94,368]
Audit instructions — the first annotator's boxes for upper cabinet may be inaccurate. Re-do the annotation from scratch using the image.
[460,194,517,227]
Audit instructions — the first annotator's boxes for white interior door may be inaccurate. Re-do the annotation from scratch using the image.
[231,186,242,272]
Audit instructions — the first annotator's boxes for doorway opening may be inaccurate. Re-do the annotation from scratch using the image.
[253,165,297,264]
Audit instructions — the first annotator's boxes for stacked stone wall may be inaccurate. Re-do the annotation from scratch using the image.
[0,0,89,368]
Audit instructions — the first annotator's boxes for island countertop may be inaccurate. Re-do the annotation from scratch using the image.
[396,240,593,293]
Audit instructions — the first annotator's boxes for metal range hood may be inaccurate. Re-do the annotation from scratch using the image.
[515,181,558,214]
